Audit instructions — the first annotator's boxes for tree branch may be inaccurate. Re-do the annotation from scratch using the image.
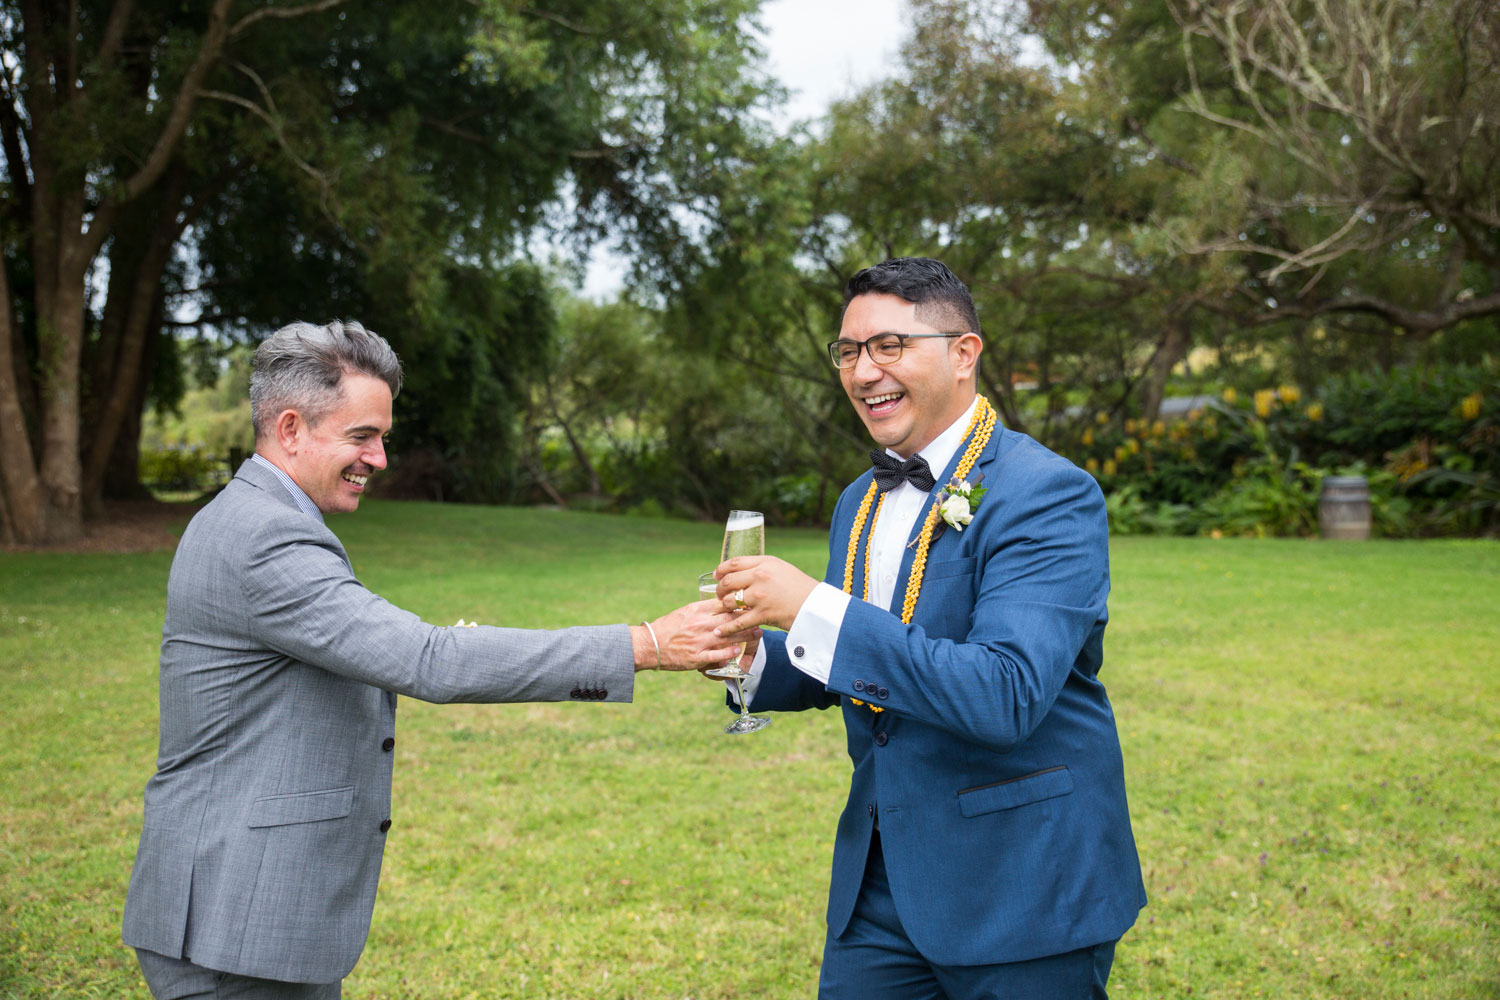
[74,0,236,274]
[200,87,335,210]
[1205,287,1500,335]
[520,7,600,36]
[229,0,349,38]
[94,0,136,70]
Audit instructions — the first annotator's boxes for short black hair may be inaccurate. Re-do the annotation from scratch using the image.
[843,257,981,336]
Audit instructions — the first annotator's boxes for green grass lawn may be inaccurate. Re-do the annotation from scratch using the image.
[2,501,1497,999]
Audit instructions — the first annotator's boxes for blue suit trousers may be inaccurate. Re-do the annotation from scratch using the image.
[819,832,1117,1000]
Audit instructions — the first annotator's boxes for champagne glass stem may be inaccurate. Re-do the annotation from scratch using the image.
[734,676,750,722]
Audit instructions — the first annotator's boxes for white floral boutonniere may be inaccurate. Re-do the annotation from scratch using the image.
[938,477,987,532]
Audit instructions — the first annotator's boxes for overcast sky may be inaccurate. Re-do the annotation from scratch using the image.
[579,0,910,295]
[759,0,909,124]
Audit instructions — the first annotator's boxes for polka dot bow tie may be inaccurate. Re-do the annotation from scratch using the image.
[869,450,937,493]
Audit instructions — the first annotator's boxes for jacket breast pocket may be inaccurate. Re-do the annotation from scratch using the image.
[248,785,355,828]
[923,556,976,581]
[956,766,1073,818]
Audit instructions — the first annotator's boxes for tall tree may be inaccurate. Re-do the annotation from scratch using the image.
[1030,0,1500,368]
[0,0,768,543]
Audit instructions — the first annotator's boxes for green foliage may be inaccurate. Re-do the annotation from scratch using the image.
[0,0,776,523]
[521,293,864,523]
[3,505,1498,998]
[1104,483,1193,537]
[136,445,228,494]
[140,347,255,461]
[1073,360,1498,537]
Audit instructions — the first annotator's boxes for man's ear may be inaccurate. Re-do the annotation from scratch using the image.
[274,409,304,455]
[951,332,983,381]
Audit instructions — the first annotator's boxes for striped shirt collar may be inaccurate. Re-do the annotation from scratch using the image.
[250,452,325,523]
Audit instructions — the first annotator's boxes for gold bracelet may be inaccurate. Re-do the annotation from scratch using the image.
[640,620,661,670]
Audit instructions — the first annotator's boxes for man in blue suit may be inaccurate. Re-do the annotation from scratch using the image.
[715,257,1145,998]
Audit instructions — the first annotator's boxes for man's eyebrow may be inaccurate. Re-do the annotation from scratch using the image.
[344,424,386,436]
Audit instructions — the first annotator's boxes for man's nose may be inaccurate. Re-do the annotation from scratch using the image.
[850,342,884,382]
[366,439,388,470]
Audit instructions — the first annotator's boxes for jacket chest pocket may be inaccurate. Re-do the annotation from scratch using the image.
[917,556,976,638]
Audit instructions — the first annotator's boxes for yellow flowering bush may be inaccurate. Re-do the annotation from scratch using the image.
[1064,361,1497,536]
[1253,388,1276,418]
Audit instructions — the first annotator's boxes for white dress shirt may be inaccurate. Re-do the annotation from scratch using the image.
[732,396,981,707]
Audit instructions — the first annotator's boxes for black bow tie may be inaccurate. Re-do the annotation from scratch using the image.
[870,450,937,493]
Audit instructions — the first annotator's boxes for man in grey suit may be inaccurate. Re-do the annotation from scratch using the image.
[123,320,738,999]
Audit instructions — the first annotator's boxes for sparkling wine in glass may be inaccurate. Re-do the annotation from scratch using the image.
[720,509,765,565]
[699,569,769,735]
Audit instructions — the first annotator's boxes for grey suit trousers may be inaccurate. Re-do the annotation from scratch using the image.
[136,948,341,999]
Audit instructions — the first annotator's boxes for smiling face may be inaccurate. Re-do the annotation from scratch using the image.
[839,293,982,458]
[277,372,392,514]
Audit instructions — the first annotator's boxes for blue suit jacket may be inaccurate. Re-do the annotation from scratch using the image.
[753,423,1145,966]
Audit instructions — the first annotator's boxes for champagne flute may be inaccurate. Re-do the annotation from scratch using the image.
[709,510,764,684]
[701,508,771,734]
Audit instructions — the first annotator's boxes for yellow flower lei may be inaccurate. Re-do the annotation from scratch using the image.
[845,396,997,712]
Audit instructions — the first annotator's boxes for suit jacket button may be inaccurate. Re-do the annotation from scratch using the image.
[379,819,392,833]
[877,687,889,699]
[873,731,889,746]
[853,680,866,692]
[382,737,395,752]
[868,804,875,818]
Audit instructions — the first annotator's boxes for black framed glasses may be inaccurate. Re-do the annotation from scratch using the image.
[827,332,968,369]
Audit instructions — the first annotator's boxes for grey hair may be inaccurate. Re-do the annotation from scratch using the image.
[249,320,404,441]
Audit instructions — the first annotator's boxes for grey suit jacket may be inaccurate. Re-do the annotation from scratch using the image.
[123,459,634,983]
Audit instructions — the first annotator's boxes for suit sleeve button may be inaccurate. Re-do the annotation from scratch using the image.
[877,687,889,699]
[596,688,607,700]
[381,737,395,752]
[379,819,392,833]
[853,680,866,692]
[570,688,582,699]
[873,732,889,746]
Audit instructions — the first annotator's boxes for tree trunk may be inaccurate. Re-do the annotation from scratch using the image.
[36,284,87,541]
[549,396,602,496]
[1140,314,1192,421]
[83,197,180,509]
[100,315,166,505]
[980,367,1024,433]
[0,254,47,543]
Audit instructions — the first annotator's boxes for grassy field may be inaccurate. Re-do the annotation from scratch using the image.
[1,501,1497,999]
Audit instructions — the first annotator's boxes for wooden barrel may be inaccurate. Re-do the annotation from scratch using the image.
[1318,475,1371,540]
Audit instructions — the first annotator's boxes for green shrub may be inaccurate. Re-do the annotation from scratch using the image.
[1191,423,1322,537]
[1073,359,1498,537]
[138,444,226,493]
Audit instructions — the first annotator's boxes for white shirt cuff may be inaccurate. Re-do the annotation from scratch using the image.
[725,584,849,706]
[782,583,850,686]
